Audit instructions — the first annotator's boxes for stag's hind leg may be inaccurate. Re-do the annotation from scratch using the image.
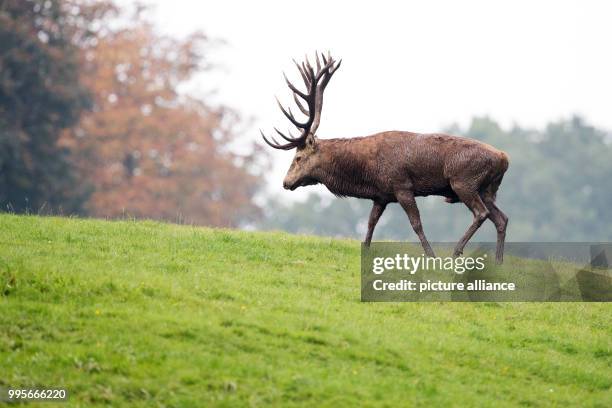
[451,182,489,257]
[482,196,508,264]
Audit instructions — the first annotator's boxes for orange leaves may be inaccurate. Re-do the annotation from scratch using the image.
[61,3,263,226]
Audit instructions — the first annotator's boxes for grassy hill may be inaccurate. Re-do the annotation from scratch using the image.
[0,214,610,407]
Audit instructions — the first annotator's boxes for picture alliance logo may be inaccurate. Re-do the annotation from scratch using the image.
[372,254,488,275]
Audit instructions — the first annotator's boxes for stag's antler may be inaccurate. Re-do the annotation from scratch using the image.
[261,51,342,150]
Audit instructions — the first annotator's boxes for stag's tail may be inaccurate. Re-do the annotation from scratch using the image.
[499,151,510,173]
[486,151,509,200]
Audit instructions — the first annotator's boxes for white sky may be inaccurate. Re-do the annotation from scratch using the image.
[144,0,612,196]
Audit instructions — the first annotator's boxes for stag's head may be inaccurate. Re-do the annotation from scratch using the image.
[261,52,341,190]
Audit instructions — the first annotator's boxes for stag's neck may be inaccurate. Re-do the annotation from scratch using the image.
[315,138,379,199]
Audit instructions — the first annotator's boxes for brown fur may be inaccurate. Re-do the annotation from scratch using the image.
[283,131,509,263]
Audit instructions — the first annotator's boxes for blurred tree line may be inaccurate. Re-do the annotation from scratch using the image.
[0,0,264,226]
[260,116,612,241]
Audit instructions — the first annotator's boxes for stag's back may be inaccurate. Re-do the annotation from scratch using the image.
[322,131,508,197]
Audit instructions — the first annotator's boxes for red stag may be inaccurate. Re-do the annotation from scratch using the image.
[261,52,509,263]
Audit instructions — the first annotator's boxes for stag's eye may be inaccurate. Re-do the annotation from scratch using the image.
[295,156,302,163]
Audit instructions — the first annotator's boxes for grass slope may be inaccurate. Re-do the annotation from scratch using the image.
[0,214,610,407]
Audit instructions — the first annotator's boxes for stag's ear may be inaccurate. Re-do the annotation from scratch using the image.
[305,133,317,149]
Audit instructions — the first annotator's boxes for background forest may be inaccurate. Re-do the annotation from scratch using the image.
[1,0,611,242]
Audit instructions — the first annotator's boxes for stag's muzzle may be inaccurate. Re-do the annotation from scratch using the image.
[283,180,293,190]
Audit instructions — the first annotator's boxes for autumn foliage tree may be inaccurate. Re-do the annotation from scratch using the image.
[60,4,264,226]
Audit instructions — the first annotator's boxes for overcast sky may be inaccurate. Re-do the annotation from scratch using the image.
[144,0,612,195]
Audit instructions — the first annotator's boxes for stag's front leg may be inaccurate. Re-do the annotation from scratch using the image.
[364,201,387,247]
[396,190,435,257]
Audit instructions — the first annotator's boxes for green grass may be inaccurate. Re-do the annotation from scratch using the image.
[0,214,610,407]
